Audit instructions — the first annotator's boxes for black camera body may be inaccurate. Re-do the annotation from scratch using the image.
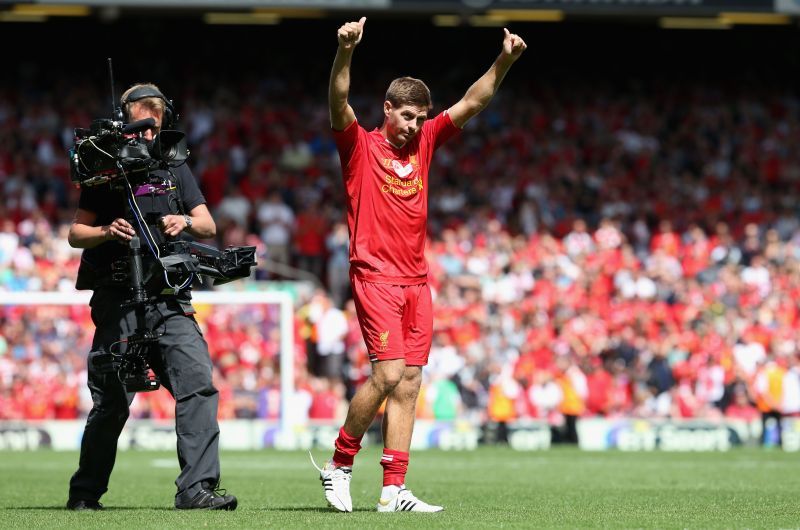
[160,241,257,285]
[69,118,189,188]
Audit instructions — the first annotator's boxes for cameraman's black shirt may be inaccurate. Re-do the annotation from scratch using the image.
[75,164,206,291]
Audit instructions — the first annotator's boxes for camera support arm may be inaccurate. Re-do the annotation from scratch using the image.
[93,192,161,392]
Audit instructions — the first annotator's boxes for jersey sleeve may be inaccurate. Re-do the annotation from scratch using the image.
[176,164,205,212]
[425,111,461,151]
[332,119,361,168]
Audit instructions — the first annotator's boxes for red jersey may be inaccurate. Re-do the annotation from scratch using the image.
[333,112,460,285]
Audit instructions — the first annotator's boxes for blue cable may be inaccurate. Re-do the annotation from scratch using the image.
[127,195,159,258]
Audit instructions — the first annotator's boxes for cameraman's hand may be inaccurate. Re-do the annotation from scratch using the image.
[104,218,135,242]
[160,214,189,237]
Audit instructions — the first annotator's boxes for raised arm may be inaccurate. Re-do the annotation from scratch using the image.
[329,17,366,131]
[448,28,527,129]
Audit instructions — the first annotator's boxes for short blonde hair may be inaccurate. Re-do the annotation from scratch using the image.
[120,83,166,121]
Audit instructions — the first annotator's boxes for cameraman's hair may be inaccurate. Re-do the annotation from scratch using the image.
[385,77,432,111]
[121,83,167,121]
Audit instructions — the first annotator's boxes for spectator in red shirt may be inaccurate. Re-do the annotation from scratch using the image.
[309,378,345,420]
[294,199,329,281]
[584,357,612,416]
[724,383,759,422]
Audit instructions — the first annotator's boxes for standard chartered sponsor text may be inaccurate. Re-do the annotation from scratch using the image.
[382,174,422,196]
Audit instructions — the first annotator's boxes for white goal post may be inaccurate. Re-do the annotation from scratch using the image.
[1,290,295,431]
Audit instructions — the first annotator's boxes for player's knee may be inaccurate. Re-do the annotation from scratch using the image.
[403,366,422,385]
[372,373,402,393]
[372,363,405,392]
[400,379,422,401]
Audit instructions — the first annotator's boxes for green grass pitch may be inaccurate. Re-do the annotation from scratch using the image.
[1,447,798,528]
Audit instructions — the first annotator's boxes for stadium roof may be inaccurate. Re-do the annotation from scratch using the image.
[2,0,800,27]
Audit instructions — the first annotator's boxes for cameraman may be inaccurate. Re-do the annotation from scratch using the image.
[65,83,237,511]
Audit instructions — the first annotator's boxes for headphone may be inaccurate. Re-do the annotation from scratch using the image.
[120,85,178,130]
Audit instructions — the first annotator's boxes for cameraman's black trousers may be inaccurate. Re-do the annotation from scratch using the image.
[68,289,221,507]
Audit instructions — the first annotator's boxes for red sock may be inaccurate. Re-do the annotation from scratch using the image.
[380,448,409,486]
[332,427,362,467]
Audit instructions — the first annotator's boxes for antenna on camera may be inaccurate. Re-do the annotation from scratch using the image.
[108,57,122,122]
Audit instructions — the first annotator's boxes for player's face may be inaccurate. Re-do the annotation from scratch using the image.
[129,103,162,141]
[384,102,427,147]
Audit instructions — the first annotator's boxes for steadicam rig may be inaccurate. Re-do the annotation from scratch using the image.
[79,60,257,393]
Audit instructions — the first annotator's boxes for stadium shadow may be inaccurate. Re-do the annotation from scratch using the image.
[8,506,180,511]
[9,506,392,513]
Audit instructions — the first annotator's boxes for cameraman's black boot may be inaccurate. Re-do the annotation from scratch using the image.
[67,498,104,511]
[175,488,237,511]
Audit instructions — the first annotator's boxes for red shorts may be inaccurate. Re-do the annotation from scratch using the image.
[351,276,433,366]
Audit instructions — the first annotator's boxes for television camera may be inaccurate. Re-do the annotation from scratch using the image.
[69,116,189,188]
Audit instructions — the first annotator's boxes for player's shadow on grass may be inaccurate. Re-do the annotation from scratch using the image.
[265,507,376,513]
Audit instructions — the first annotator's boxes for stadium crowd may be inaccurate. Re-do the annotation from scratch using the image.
[2,68,800,439]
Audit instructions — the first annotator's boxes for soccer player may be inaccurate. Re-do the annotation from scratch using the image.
[314,17,526,513]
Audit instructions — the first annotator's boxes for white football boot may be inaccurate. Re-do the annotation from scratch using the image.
[376,488,443,513]
[310,454,353,513]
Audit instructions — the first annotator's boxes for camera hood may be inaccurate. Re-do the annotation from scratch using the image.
[148,130,189,164]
